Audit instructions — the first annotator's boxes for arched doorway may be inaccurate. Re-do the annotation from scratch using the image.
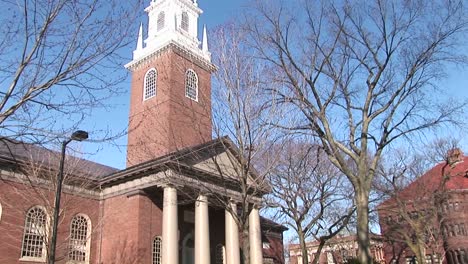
[182,232,194,264]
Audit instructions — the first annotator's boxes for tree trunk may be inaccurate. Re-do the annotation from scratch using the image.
[356,189,372,264]
[241,226,250,264]
[297,227,309,264]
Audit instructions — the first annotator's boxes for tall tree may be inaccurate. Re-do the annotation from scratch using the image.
[0,0,143,143]
[247,0,468,262]
[267,139,355,264]
[200,22,282,264]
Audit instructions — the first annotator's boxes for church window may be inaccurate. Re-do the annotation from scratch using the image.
[185,69,198,101]
[21,206,47,261]
[153,236,162,264]
[215,244,225,264]
[181,12,189,32]
[144,68,157,100]
[157,12,165,31]
[68,214,91,263]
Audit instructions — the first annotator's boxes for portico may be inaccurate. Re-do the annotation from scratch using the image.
[161,185,264,264]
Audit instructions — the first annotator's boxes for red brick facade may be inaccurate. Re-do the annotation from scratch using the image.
[378,154,468,264]
[0,179,285,264]
[126,48,213,166]
[0,181,100,264]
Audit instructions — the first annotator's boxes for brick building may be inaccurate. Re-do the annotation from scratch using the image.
[0,1,286,263]
[378,150,468,264]
[288,235,385,264]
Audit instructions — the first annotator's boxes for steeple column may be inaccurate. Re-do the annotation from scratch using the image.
[225,201,240,264]
[249,205,263,264]
[195,194,210,264]
[162,186,178,264]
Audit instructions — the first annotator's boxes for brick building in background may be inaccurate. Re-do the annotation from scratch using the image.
[288,235,385,264]
[0,0,286,263]
[378,150,468,264]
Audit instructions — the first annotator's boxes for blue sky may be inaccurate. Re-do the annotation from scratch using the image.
[81,0,468,169]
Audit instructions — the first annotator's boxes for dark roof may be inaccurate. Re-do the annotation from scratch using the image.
[379,155,468,208]
[0,139,118,179]
[261,217,288,232]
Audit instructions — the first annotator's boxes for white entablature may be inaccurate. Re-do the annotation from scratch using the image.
[127,0,211,68]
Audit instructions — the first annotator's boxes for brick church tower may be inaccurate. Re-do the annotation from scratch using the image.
[125,0,215,166]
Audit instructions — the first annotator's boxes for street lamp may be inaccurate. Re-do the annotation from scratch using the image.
[48,130,88,264]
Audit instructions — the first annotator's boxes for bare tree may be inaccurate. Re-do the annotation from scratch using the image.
[194,22,283,264]
[267,138,355,264]
[375,140,463,263]
[246,0,468,262]
[0,0,143,143]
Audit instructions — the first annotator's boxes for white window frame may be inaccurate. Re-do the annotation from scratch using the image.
[185,69,198,101]
[144,68,157,100]
[68,214,92,264]
[153,236,162,264]
[20,206,48,262]
[157,12,165,31]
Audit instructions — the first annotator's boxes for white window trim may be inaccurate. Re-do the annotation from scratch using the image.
[185,69,198,102]
[68,214,92,264]
[143,68,157,101]
[20,205,48,262]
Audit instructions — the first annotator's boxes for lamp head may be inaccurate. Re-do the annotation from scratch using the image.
[71,130,89,141]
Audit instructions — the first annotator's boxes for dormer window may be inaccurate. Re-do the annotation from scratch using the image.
[157,12,165,31]
[181,12,189,32]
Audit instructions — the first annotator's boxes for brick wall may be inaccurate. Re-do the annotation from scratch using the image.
[0,180,100,264]
[126,48,212,166]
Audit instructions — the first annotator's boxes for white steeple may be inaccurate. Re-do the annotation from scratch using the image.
[136,23,144,50]
[202,24,209,54]
[127,0,211,69]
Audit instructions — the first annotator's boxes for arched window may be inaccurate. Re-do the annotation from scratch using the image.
[144,68,157,100]
[152,236,162,264]
[215,244,226,264]
[157,12,165,31]
[69,214,91,263]
[181,12,189,32]
[185,69,198,101]
[21,206,47,260]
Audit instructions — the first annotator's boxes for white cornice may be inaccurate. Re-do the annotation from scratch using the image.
[125,41,216,72]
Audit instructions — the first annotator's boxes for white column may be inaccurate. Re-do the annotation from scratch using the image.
[162,186,178,264]
[249,206,263,264]
[195,194,210,264]
[225,201,240,264]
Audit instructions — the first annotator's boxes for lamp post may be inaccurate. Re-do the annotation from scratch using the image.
[48,130,88,264]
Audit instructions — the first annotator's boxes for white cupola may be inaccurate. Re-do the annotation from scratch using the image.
[129,0,211,67]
